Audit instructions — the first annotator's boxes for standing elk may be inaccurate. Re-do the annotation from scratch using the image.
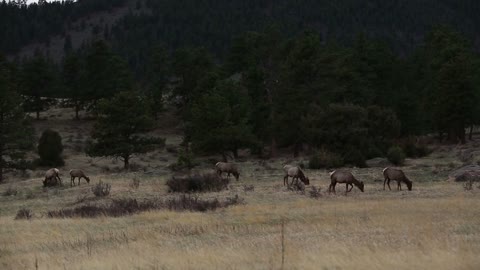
[43,168,61,187]
[69,169,91,186]
[215,162,240,181]
[283,165,310,187]
[383,167,412,191]
[328,170,364,194]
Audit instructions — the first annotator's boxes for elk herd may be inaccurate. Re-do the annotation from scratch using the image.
[42,162,413,194]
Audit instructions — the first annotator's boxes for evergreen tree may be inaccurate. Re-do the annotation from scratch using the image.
[87,91,165,169]
[0,56,33,182]
[146,44,169,118]
[20,51,55,120]
[37,129,64,166]
[189,80,257,159]
[62,52,85,119]
[85,40,133,109]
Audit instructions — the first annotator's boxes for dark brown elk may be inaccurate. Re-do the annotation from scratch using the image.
[43,168,61,187]
[383,167,412,191]
[69,169,91,186]
[328,170,364,194]
[283,165,310,186]
[215,162,240,181]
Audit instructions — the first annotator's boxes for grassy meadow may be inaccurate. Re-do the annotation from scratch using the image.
[0,109,480,270]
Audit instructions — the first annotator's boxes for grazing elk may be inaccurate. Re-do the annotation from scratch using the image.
[383,167,412,191]
[215,162,240,181]
[43,168,61,187]
[283,165,310,187]
[69,169,91,186]
[328,170,364,194]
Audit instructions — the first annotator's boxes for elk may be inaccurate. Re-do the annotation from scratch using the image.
[69,169,91,186]
[383,167,412,191]
[215,162,240,181]
[43,168,61,187]
[283,165,310,186]
[328,170,364,194]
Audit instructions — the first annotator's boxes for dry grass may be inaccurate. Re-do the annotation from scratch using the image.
[1,108,479,269]
[1,169,479,270]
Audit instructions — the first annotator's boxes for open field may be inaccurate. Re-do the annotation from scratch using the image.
[1,110,480,269]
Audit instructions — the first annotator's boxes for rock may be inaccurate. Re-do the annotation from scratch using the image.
[365,158,391,168]
[449,165,480,182]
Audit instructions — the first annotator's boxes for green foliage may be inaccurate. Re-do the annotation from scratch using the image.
[0,56,34,182]
[85,41,133,108]
[86,91,165,169]
[343,148,367,168]
[308,150,344,169]
[20,51,57,119]
[37,129,64,167]
[387,146,406,166]
[189,80,258,157]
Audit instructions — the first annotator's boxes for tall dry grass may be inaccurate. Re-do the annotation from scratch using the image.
[1,179,479,270]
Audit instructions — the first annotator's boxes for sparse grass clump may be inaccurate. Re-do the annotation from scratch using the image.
[130,177,140,190]
[309,186,322,199]
[309,150,344,169]
[15,208,33,220]
[91,181,111,197]
[387,146,406,165]
[167,173,229,193]
[3,186,18,196]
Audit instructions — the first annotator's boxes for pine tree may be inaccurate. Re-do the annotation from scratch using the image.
[0,56,33,182]
[87,91,165,169]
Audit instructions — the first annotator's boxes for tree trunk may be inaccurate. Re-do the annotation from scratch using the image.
[469,124,474,140]
[36,110,40,120]
[270,137,277,158]
[233,149,239,159]
[75,102,80,120]
[124,156,130,170]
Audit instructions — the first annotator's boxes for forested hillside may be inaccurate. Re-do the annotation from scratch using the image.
[1,0,480,177]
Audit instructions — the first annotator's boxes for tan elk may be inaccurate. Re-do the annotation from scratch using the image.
[43,168,61,187]
[328,170,364,194]
[69,169,91,186]
[283,165,310,186]
[215,162,240,181]
[383,167,412,191]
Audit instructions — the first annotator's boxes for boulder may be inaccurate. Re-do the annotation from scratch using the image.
[366,158,391,168]
[449,165,480,182]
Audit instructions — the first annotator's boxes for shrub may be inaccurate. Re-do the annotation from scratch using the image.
[91,181,111,197]
[47,195,243,218]
[37,129,64,166]
[15,208,33,220]
[309,186,322,199]
[387,146,406,166]
[308,150,344,169]
[3,186,18,196]
[167,173,229,193]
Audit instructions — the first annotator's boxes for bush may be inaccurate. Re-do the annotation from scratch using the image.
[91,181,111,197]
[387,146,406,166]
[47,195,243,218]
[343,149,367,168]
[309,186,322,199]
[400,138,431,158]
[167,173,229,193]
[15,208,33,220]
[309,150,344,169]
[37,129,64,166]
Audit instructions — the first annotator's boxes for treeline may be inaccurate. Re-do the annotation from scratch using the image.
[1,25,479,175]
[4,0,480,65]
[0,0,127,54]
